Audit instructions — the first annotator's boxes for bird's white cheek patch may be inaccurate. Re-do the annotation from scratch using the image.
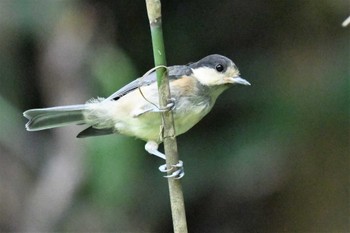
[191,67,225,86]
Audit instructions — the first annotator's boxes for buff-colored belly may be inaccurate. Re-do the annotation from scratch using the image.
[114,102,210,142]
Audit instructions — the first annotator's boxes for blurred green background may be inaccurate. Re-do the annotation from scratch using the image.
[0,0,349,232]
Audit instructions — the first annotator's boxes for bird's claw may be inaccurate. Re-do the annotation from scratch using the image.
[158,160,184,179]
[164,169,185,179]
[158,98,176,112]
[167,98,176,111]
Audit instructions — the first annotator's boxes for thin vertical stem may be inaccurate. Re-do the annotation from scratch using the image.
[145,1,188,232]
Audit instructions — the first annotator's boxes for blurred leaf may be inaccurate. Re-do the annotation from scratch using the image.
[85,135,143,207]
[90,46,138,95]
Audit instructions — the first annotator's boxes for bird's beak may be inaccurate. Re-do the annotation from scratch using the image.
[225,76,251,86]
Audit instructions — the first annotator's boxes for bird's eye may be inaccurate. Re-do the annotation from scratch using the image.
[215,64,224,72]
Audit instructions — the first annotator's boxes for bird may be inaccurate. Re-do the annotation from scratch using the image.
[23,54,250,178]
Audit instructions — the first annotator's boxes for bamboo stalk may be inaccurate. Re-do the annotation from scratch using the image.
[145,1,188,232]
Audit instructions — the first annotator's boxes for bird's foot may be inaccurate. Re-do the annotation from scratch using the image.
[159,160,185,179]
[145,141,184,179]
[158,98,176,112]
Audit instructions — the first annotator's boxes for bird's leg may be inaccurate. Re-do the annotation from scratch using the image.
[145,141,166,160]
[151,97,176,113]
[145,141,184,179]
[132,98,176,117]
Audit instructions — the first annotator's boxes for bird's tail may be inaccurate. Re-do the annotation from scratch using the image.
[23,105,87,131]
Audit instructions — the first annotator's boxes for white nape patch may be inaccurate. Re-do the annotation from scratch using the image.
[191,67,240,86]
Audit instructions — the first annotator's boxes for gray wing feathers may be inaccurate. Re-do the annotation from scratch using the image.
[168,65,192,77]
[104,65,192,101]
[24,105,87,131]
[105,73,157,101]
[76,126,114,138]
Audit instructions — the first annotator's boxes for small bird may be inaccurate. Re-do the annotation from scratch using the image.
[23,54,250,178]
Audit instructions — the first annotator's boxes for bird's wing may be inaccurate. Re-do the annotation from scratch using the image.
[104,65,192,101]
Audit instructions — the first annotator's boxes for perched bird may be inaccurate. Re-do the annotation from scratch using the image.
[23,54,250,178]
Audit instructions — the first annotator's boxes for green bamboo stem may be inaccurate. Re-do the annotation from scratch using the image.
[145,1,188,232]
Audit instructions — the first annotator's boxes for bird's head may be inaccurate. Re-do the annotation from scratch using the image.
[190,54,250,90]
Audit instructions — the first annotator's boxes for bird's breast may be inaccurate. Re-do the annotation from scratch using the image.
[172,97,212,135]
